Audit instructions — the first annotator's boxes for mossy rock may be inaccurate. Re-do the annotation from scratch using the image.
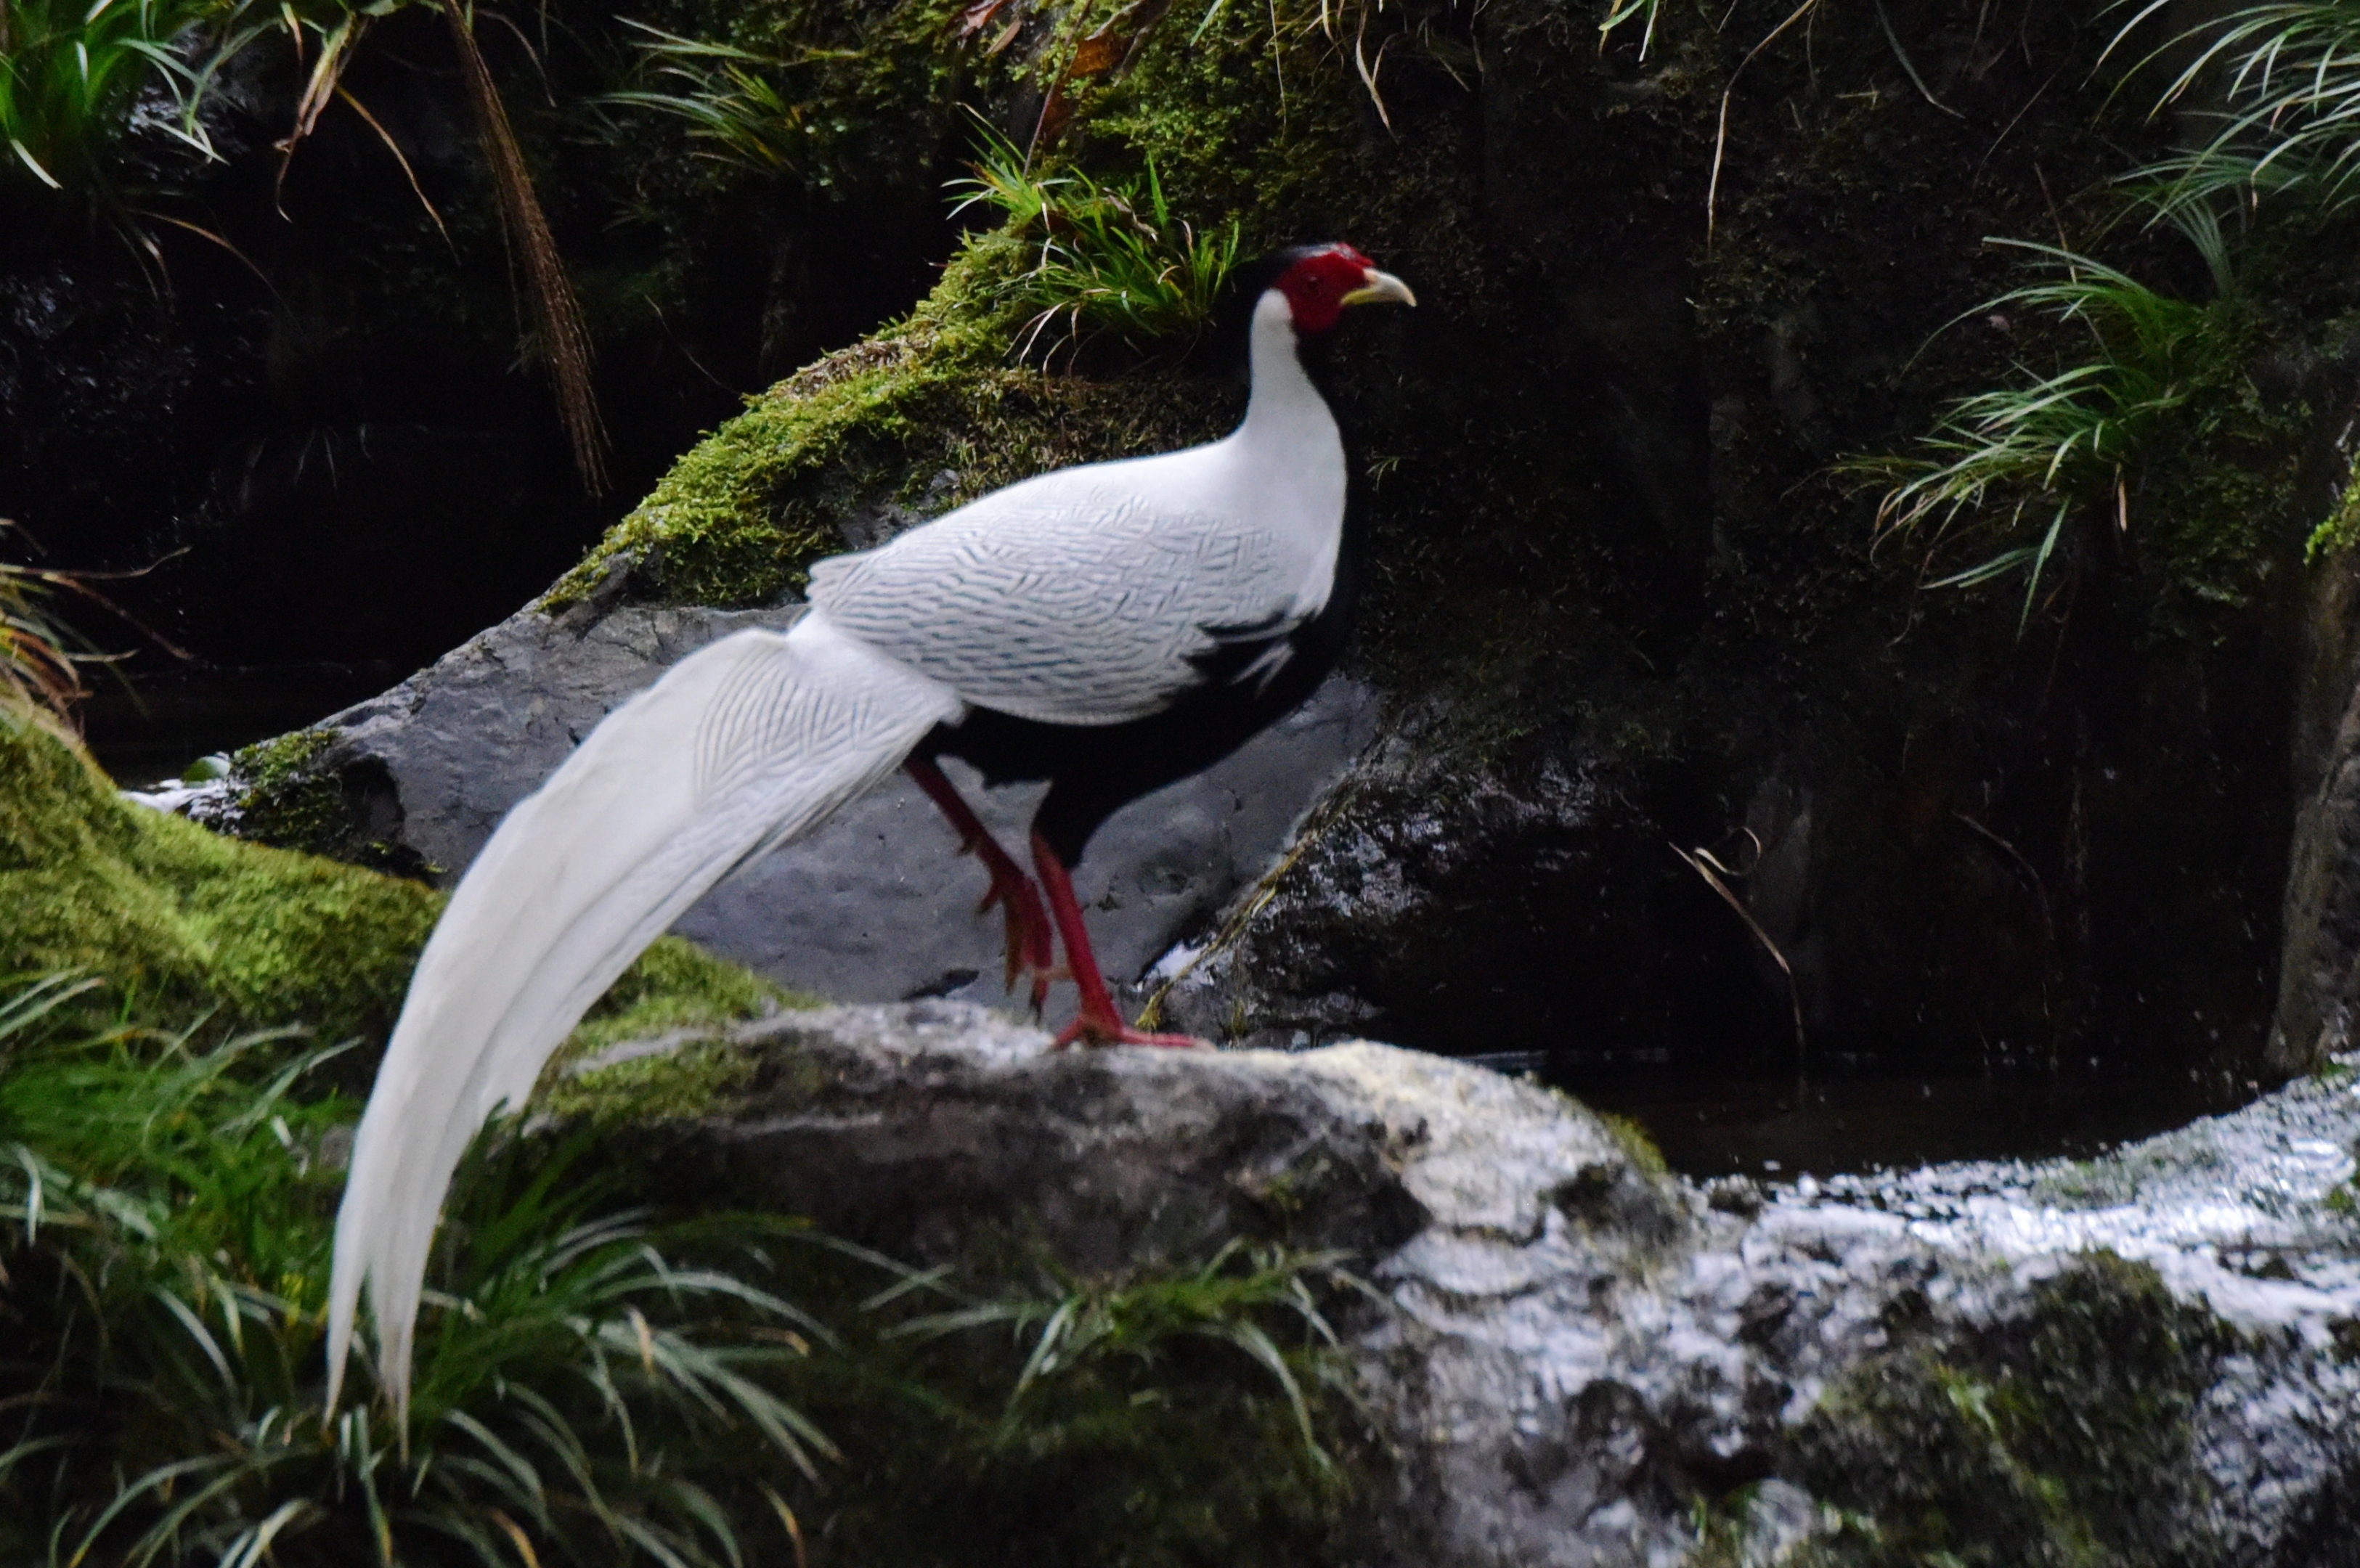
[1789,1253,2231,1568]
[547,0,1402,613]
[550,229,1235,610]
[0,716,437,1042]
[0,714,781,1053]
[213,727,438,881]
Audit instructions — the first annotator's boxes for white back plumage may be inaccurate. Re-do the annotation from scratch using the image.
[808,291,1347,726]
[323,615,961,1419]
[810,480,1299,724]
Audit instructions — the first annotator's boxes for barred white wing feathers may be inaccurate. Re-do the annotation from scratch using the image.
[810,465,1313,727]
[323,616,962,1420]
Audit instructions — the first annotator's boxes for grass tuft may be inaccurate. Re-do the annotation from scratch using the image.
[0,531,106,736]
[2110,1,2360,222]
[892,1237,1369,1471]
[606,22,842,179]
[1843,221,2250,627]
[1597,0,1663,57]
[0,985,834,1567]
[0,0,237,198]
[949,122,1242,363]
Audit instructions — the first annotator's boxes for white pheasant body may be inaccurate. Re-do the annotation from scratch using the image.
[325,252,1410,1423]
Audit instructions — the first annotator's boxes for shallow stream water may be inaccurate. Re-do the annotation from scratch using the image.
[1529,1056,2254,1179]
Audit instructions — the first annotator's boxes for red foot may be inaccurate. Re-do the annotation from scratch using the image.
[907,758,1055,1008]
[1051,1014,1205,1050]
[1032,829,1208,1052]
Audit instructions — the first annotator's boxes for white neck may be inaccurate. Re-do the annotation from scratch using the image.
[1202,287,1346,613]
[1223,288,1345,518]
[1238,289,1337,449]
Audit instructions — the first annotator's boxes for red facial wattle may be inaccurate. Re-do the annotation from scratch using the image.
[1275,245,1383,335]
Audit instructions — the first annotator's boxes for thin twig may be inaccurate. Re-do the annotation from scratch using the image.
[1951,811,2056,952]
[476,9,553,104]
[335,87,452,247]
[1268,0,1288,135]
[1874,0,1965,118]
[1354,8,1395,132]
[1977,67,2059,173]
[275,14,365,216]
[1708,0,1823,245]
[2033,159,2071,253]
[126,213,283,306]
[1672,841,1807,1071]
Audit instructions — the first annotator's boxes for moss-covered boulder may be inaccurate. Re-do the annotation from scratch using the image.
[1790,1255,2229,1567]
[0,713,781,1052]
[551,231,1234,611]
[0,715,439,1041]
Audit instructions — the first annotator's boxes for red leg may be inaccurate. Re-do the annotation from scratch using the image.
[906,759,1055,1009]
[1030,830,1203,1050]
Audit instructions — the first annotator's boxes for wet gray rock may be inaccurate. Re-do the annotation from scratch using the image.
[1139,731,1733,1055]
[590,999,1431,1273]
[176,596,1380,1020]
[571,1002,2360,1565]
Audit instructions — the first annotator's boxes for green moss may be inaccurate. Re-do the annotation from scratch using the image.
[548,0,1386,615]
[0,714,439,1042]
[232,726,334,798]
[1792,1253,2226,1568]
[2131,348,2311,636]
[726,1237,1385,1568]
[545,1034,765,1124]
[576,934,801,1048]
[1072,0,1365,238]
[208,728,436,880]
[1,715,781,1059]
[1596,1108,1670,1180]
[543,939,817,1123]
[224,728,349,849]
[2306,467,2360,563]
[599,0,989,236]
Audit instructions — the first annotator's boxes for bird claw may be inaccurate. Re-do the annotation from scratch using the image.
[904,760,1059,1007]
[980,869,1057,1002]
[1051,1013,1207,1050]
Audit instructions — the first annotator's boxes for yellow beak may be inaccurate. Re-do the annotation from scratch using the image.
[1341,268,1417,309]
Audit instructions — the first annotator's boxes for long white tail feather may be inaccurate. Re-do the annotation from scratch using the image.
[324,614,962,1421]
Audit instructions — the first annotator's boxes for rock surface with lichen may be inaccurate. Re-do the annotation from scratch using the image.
[562,999,2360,1565]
